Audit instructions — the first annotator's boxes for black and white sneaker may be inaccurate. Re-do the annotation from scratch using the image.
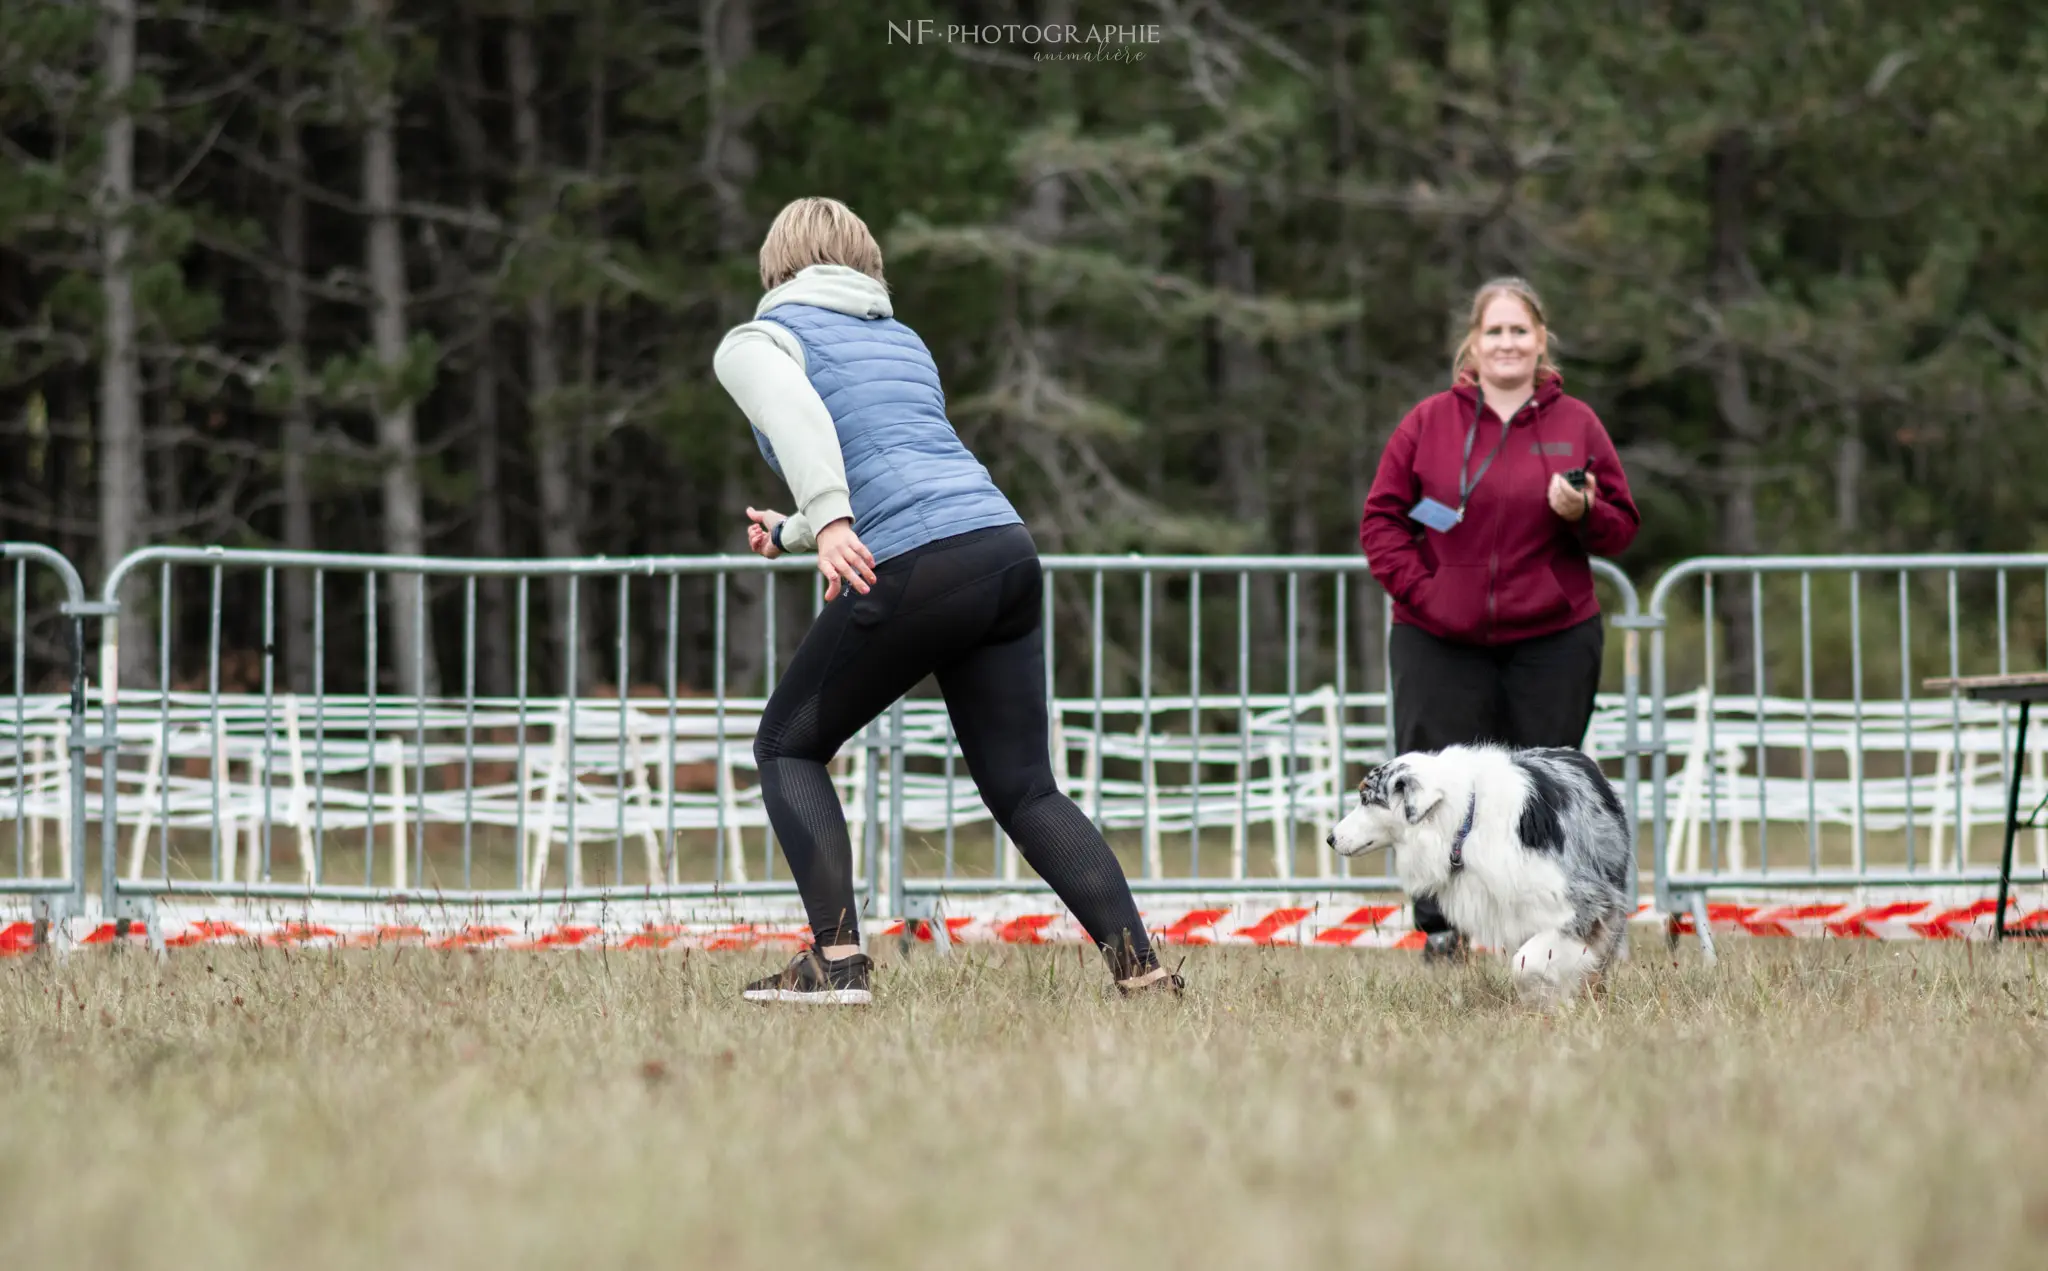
[742,946,874,1006]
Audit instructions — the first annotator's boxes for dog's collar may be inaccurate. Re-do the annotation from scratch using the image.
[1448,791,1477,873]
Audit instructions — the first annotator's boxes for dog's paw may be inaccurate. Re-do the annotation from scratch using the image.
[1510,930,1602,1011]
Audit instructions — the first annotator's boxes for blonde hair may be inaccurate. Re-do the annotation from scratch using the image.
[1451,276,1560,385]
[757,197,887,290]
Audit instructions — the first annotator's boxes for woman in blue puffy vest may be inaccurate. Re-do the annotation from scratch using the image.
[714,197,1179,1005]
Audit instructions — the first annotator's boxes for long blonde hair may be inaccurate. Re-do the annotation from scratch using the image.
[757,197,887,290]
[1451,276,1560,386]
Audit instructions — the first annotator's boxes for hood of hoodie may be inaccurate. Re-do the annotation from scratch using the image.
[1449,369,1566,418]
[755,264,893,321]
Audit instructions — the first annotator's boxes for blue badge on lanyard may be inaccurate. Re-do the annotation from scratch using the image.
[1408,497,1460,532]
[1410,393,1521,533]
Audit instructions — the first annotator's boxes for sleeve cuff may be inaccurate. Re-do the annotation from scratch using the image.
[778,513,816,553]
[799,490,853,533]
[1572,500,1621,551]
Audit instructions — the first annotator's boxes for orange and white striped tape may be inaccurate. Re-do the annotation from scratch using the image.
[3,892,2043,954]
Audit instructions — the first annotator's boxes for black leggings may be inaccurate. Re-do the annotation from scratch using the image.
[752,524,1157,977]
[1390,616,1605,935]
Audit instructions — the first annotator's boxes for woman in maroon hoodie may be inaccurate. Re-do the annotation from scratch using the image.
[1359,277,1640,960]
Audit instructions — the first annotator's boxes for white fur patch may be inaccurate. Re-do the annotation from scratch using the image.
[1511,929,1601,1011]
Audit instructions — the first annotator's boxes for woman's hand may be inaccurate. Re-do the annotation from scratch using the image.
[1547,471,1597,522]
[745,506,786,559]
[814,517,877,601]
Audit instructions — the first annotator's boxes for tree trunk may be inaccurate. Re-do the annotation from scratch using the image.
[579,4,613,680]
[277,19,315,694]
[703,0,766,692]
[1208,180,1281,663]
[470,297,514,697]
[1021,0,1072,474]
[1834,423,1863,545]
[1020,1,1071,260]
[1707,129,1763,693]
[578,2,607,523]
[98,0,153,690]
[1333,11,1385,700]
[508,4,596,693]
[356,0,438,697]
[445,7,511,696]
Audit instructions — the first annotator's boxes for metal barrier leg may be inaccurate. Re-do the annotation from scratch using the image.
[887,698,906,934]
[901,893,953,957]
[1995,700,2029,942]
[1689,891,1718,966]
[860,717,882,952]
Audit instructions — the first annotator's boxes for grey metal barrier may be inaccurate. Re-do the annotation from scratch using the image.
[96,547,820,931]
[93,546,1642,935]
[0,543,98,936]
[1647,554,2048,927]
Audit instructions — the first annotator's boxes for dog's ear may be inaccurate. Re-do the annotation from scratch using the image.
[1391,770,1444,825]
[1359,761,1392,802]
[1359,764,1392,808]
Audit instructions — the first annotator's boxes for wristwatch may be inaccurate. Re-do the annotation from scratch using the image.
[770,521,785,551]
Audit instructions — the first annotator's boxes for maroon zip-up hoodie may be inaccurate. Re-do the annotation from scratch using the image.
[1359,373,1639,646]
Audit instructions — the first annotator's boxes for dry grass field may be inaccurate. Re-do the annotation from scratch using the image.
[3,936,2047,1270]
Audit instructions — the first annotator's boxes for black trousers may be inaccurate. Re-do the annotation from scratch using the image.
[751,524,1157,977]
[1388,615,1605,935]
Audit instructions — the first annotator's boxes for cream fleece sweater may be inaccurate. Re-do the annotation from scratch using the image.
[712,265,894,552]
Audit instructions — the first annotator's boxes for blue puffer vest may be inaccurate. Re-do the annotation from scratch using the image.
[752,302,1020,564]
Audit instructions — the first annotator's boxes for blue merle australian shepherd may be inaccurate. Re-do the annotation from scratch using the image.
[1326,744,1636,1008]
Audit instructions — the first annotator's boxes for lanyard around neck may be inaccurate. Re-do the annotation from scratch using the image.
[1457,392,1528,519]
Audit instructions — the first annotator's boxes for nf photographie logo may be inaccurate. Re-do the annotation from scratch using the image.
[887,19,1163,62]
